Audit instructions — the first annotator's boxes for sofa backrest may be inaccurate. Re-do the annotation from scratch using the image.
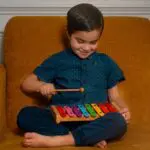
[3,16,150,130]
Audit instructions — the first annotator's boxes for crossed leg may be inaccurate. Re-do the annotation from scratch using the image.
[17,106,127,148]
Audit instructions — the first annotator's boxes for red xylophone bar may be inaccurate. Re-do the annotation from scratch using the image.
[105,103,117,112]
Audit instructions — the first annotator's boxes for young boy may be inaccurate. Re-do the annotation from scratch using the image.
[17,3,130,148]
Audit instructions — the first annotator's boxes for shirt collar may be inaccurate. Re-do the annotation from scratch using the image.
[87,51,97,60]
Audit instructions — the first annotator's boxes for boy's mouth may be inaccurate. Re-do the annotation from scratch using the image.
[78,49,91,54]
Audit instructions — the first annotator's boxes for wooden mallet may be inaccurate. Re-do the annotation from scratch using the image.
[54,87,84,93]
[47,87,84,99]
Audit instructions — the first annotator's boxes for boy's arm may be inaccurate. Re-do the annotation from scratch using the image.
[108,85,131,123]
[108,85,128,109]
[21,73,46,93]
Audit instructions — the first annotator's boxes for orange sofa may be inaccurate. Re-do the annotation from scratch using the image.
[0,16,150,150]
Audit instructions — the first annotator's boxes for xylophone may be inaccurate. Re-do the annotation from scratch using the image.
[50,102,120,124]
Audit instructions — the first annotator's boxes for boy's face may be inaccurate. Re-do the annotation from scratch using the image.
[70,29,101,59]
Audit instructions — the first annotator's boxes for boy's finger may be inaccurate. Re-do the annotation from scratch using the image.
[51,89,57,95]
[47,94,52,99]
[120,109,128,114]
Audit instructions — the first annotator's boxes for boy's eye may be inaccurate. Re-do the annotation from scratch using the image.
[90,41,97,44]
[77,39,84,43]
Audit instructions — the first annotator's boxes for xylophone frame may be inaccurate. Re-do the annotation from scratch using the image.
[50,102,120,124]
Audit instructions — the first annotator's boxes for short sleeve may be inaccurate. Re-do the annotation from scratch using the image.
[106,56,125,89]
[33,56,57,83]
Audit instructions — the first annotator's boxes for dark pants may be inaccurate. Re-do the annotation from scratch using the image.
[17,106,127,146]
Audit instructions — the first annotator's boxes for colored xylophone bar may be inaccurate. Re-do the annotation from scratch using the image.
[50,102,120,124]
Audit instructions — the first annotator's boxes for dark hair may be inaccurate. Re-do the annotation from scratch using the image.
[67,3,104,35]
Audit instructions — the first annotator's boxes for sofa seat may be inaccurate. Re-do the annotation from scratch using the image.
[0,124,150,150]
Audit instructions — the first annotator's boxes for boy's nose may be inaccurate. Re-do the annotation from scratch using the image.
[82,44,91,51]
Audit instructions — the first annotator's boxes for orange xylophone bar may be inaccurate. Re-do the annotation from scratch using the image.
[50,102,120,124]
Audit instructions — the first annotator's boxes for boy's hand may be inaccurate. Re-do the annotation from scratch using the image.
[38,83,57,98]
[119,108,131,124]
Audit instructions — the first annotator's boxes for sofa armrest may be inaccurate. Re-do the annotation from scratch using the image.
[0,64,6,140]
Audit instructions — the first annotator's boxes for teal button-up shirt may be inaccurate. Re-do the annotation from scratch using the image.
[33,48,125,106]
